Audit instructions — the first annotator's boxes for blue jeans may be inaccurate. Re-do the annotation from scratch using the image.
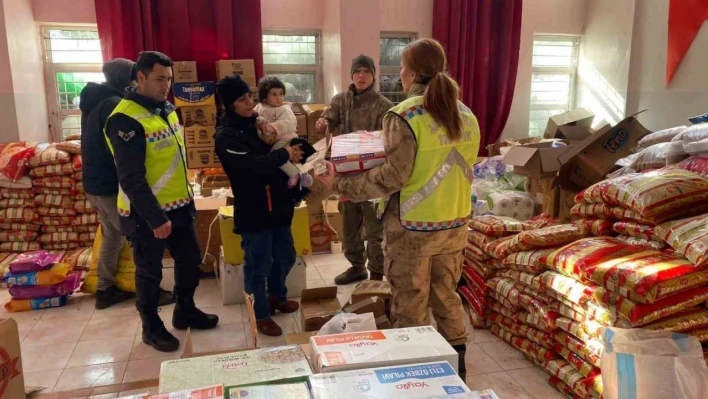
[241,227,296,321]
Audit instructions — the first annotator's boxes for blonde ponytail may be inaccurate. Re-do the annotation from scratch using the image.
[424,72,462,142]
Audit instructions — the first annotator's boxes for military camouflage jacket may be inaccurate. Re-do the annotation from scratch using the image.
[323,83,393,135]
[332,83,469,255]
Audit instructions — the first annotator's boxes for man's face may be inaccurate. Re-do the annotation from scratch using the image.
[352,67,374,93]
[233,93,255,117]
[137,64,173,102]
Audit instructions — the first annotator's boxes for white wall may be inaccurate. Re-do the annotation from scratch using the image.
[502,0,587,140]
[626,0,708,131]
[575,0,635,127]
[380,0,434,38]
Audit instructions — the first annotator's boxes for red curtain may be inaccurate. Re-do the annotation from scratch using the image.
[433,0,522,153]
[94,0,264,84]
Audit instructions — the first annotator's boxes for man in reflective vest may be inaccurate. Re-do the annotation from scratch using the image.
[104,51,218,352]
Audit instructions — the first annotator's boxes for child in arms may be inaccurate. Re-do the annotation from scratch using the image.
[254,77,313,188]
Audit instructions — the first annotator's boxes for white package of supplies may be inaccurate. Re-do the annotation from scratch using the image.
[309,361,469,399]
[601,328,708,399]
[226,382,311,398]
[309,326,458,373]
[488,191,535,220]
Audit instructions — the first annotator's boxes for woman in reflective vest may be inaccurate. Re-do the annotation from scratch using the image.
[316,38,480,380]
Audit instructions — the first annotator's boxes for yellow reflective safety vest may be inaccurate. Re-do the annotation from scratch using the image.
[104,99,193,217]
[379,95,480,231]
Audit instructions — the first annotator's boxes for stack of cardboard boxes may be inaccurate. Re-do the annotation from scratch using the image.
[500,108,650,222]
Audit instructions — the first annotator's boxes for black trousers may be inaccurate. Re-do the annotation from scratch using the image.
[127,208,201,315]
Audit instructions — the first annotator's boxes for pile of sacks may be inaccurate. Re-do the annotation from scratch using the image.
[29,142,99,251]
[1,250,81,312]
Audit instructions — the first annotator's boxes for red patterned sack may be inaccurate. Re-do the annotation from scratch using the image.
[612,221,658,239]
[71,171,82,180]
[575,168,708,224]
[32,177,75,188]
[459,285,486,319]
[39,216,74,226]
[484,236,515,260]
[468,215,527,237]
[467,229,495,248]
[596,286,708,327]
[63,247,92,270]
[643,308,708,333]
[507,224,586,253]
[78,232,96,243]
[501,248,554,273]
[0,188,34,199]
[0,223,40,231]
[72,213,99,226]
[74,200,94,214]
[462,264,489,294]
[554,331,603,368]
[75,181,84,193]
[498,269,545,291]
[687,328,708,343]
[37,207,77,217]
[554,343,600,378]
[556,317,603,342]
[0,230,39,242]
[465,242,490,262]
[0,208,37,222]
[572,219,614,236]
[489,300,517,319]
[0,242,40,253]
[34,194,74,208]
[28,145,70,167]
[655,214,708,267]
[0,198,35,208]
[515,321,556,349]
[571,204,646,224]
[29,163,74,177]
[678,156,708,178]
[614,235,666,250]
[0,142,36,181]
[41,225,74,233]
[41,242,80,251]
[72,155,83,171]
[512,336,559,362]
[33,187,74,196]
[73,224,98,233]
[525,213,560,229]
[518,310,560,331]
[38,232,79,244]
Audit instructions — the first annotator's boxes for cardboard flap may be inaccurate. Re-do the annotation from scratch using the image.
[558,123,612,164]
[301,286,338,300]
[502,146,539,167]
[539,146,572,172]
[545,108,595,139]
[558,125,593,141]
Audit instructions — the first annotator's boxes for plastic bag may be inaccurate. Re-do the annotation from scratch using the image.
[9,272,80,299]
[601,327,708,399]
[570,204,646,224]
[0,230,38,242]
[37,207,77,217]
[468,215,527,237]
[28,144,70,167]
[507,224,586,252]
[638,126,687,148]
[53,140,81,155]
[0,198,35,209]
[643,308,708,333]
[32,177,75,188]
[4,295,68,312]
[572,219,614,236]
[467,229,495,248]
[0,242,40,253]
[0,142,36,181]
[466,258,498,279]
[29,163,74,178]
[612,221,657,240]
[678,156,708,177]
[462,265,489,294]
[9,250,63,274]
[0,175,32,189]
[665,140,689,165]
[501,248,555,273]
[629,142,672,171]
[465,242,490,262]
[614,235,665,251]
[82,226,135,293]
[655,214,708,267]
[484,236,515,260]
[317,312,377,336]
[34,194,74,208]
[488,191,535,221]
[474,156,506,179]
[0,188,34,199]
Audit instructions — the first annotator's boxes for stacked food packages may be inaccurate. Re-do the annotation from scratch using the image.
[1,250,80,312]
[0,143,40,254]
[471,159,708,398]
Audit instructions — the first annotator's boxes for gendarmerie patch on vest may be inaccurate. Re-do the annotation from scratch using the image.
[118,130,135,141]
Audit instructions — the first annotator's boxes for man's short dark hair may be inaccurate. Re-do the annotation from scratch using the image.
[136,51,173,76]
[258,76,286,103]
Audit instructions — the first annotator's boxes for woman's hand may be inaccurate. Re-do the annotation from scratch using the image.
[315,161,336,190]
[315,118,328,134]
[285,144,304,163]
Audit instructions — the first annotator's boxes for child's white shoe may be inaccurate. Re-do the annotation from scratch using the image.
[300,173,313,188]
[287,175,300,188]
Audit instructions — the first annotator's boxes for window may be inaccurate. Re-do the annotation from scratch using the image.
[529,35,580,137]
[41,26,104,140]
[380,33,416,104]
[262,31,321,103]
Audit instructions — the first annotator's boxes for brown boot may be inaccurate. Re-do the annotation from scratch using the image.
[369,273,384,281]
[256,319,283,337]
[268,296,300,315]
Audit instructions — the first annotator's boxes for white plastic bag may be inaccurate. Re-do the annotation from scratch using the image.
[488,191,535,221]
[601,327,708,399]
[638,126,686,148]
[317,312,377,336]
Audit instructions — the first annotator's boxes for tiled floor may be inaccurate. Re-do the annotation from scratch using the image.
[2,253,565,399]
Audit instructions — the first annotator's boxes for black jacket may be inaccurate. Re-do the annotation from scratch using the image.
[79,82,122,196]
[214,112,305,234]
[105,88,195,236]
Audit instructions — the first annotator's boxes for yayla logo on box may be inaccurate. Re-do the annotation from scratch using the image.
[396,381,430,390]
[221,361,248,369]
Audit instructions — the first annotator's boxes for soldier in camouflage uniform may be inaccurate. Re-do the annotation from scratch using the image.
[316,39,480,380]
[315,54,393,285]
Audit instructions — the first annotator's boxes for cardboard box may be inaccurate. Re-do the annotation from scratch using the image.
[528,176,560,217]
[350,280,392,304]
[307,199,342,254]
[159,345,311,393]
[183,125,216,148]
[227,383,311,399]
[559,187,580,223]
[0,318,25,399]
[186,147,221,169]
[173,61,198,83]
[309,326,458,373]
[341,297,392,329]
[216,59,256,80]
[295,113,307,137]
[309,361,469,398]
[145,385,223,399]
[558,113,650,188]
[180,105,217,127]
[219,204,312,265]
[544,108,595,141]
[173,82,216,108]
[331,131,386,173]
[301,287,341,332]
[307,104,327,144]
[503,142,573,178]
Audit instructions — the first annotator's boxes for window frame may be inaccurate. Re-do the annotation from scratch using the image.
[40,24,104,141]
[262,29,323,104]
[379,31,417,104]
[528,34,581,137]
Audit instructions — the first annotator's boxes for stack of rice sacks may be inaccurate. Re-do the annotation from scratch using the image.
[2,250,80,313]
[0,173,40,254]
[30,143,98,251]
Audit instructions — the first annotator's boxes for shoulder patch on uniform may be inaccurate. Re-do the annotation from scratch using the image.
[399,105,426,120]
[118,130,135,141]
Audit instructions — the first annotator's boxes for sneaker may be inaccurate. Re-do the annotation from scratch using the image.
[334,267,368,285]
[95,286,135,310]
[300,173,313,188]
[158,289,176,307]
[268,295,299,316]
[256,319,283,337]
[172,304,219,330]
[142,327,180,352]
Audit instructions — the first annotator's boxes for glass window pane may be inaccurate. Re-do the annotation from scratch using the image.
[531,36,578,68]
[379,74,407,104]
[262,35,317,65]
[266,73,315,103]
[380,37,412,67]
[56,72,106,110]
[45,29,103,64]
[61,115,82,139]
